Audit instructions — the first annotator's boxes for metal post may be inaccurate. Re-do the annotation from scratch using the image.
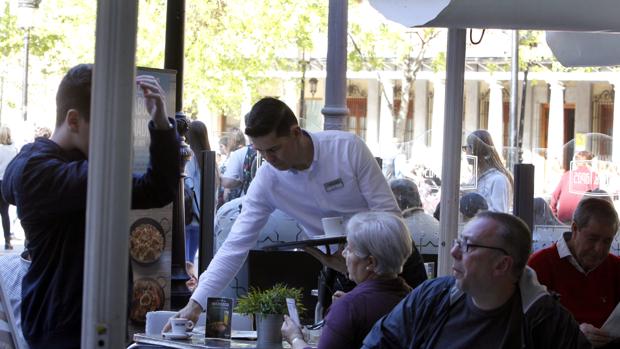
[82,0,138,347]
[299,57,307,128]
[22,28,30,122]
[164,0,185,112]
[321,0,349,131]
[508,30,519,171]
[198,150,217,273]
[437,28,466,277]
[170,113,192,309]
[164,0,192,309]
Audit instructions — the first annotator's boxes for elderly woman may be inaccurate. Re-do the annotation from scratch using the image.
[465,129,513,213]
[282,211,413,349]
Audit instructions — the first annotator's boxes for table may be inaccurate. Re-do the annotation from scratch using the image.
[132,333,290,348]
[261,235,346,251]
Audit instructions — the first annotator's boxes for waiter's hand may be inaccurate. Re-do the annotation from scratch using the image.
[163,299,203,332]
[303,244,347,274]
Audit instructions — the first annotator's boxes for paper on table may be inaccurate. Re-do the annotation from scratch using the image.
[601,302,620,338]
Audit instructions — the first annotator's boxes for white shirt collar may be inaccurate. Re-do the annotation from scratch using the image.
[556,232,587,274]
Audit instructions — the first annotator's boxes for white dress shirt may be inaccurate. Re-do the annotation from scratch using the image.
[191,130,400,308]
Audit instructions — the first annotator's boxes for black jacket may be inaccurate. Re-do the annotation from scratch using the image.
[362,268,592,349]
[1,120,180,349]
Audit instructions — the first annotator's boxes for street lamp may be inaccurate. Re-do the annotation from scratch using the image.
[17,0,41,122]
[309,78,318,98]
[299,54,308,127]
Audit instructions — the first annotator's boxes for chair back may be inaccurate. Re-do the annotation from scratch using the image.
[0,274,27,349]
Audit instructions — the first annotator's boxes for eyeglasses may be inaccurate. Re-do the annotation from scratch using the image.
[452,238,510,256]
[342,243,367,258]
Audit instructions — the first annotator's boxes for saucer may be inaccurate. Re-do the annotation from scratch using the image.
[162,332,193,339]
[309,234,344,239]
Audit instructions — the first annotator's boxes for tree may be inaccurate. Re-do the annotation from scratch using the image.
[182,0,327,121]
[347,8,440,143]
[0,0,65,124]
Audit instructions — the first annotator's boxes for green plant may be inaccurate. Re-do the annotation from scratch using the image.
[235,283,306,315]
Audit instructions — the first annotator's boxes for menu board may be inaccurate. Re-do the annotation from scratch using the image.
[128,67,176,324]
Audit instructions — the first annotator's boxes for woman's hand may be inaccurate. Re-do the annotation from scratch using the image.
[332,290,347,302]
[281,315,308,348]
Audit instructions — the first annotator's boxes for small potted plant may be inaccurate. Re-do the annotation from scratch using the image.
[235,283,305,346]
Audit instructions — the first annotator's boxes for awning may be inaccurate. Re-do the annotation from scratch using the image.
[546,32,620,67]
[368,0,620,32]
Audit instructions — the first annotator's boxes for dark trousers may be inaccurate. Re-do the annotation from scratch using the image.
[0,180,10,244]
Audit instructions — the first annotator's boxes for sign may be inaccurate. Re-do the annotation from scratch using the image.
[128,67,176,324]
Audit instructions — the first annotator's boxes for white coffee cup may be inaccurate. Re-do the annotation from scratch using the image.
[321,216,345,236]
[170,318,194,334]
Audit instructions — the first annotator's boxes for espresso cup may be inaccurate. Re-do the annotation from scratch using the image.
[321,216,345,236]
[170,318,194,334]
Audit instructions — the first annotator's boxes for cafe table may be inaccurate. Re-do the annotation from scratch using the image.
[261,235,346,252]
[132,333,291,348]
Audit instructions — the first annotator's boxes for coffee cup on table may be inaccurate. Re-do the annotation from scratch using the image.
[170,318,194,334]
[321,216,345,236]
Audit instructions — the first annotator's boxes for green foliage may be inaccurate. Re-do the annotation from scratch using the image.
[0,2,21,57]
[0,1,62,60]
[182,0,328,117]
[431,52,446,73]
[235,283,306,316]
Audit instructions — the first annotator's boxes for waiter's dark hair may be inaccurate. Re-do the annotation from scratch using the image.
[245,97,298,138]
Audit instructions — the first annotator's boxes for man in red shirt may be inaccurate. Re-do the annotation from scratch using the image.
[529,197,620,347]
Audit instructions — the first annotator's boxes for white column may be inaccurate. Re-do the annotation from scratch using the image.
[413,79,428,140]
[83,0,137,347]
[464,80,480,133]
[487,80,504,150]
[379,80,395,157]
[438,29,466,277]
[431,78,445,157]
[612,81,620,163]
[548,81,565,158]
[574,82,592,134]
[366,79,381,154]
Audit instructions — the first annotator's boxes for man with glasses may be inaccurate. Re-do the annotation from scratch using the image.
[529,197,620,347]
[362,211,590,349]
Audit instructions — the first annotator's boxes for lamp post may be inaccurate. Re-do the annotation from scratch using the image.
[299,52,308,128]
[17,0,41,122]
[309,78,318,98]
